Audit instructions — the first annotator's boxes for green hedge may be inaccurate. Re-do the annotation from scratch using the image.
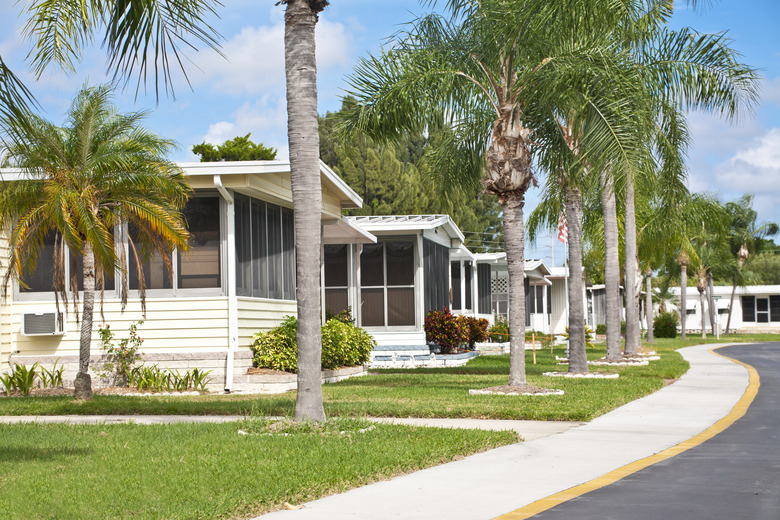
[251,316,376,373]
[653,311,679,338]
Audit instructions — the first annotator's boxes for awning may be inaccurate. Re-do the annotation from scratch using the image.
[322,218,377,245]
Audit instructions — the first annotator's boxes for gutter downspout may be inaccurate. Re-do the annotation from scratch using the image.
[214,175,238,393]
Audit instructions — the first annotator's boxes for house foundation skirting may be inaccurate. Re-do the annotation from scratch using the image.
[9,351,253,392]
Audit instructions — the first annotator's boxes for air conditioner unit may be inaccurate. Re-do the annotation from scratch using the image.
[22,311,65,336]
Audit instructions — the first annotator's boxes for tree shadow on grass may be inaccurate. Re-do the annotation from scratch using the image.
[0,446,92,462]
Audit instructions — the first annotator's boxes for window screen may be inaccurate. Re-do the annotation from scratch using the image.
[179,197,221,289]
[451,262,462,310]
[771,295,780,322]
[464,261,473,310]
[477,264,491,314]
[423,239,449,314]
[20,230,57,293]
[360,240,415,328]
[742,295,755,322]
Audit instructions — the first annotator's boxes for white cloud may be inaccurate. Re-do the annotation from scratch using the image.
[705,127,780,224]
[191,18,353,96]
[201,95,289,158]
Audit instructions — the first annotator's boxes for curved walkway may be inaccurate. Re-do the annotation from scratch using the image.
[256,343,751,519]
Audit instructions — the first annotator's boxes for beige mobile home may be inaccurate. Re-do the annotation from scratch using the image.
[0,160,374,391]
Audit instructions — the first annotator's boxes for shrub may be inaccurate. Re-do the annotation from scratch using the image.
[251,316,299,372]
[596,323,607,335]
[654,311,679,338]
[424,308,467,353]
[488,317,509,342]
[0,363,41,395]
[251,316,375,372]
[621,320,626,334]
[460,316,490,348]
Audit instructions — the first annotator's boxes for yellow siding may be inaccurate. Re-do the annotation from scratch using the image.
[0,226,10,373]
[11,297,229,358]
[237,297,297,349]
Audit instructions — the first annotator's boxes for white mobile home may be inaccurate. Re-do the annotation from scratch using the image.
[671,285,780,333]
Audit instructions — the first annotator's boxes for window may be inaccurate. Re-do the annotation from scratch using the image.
[742,296,755,322]
[477,264,491,314]
[450,262,461,310]
[324,244,349,316]
[756,298,769,323]
[178,197,221,289]
[360,240,415,328]
[464,261,473,311]
[771,295,780,322]
[20,229,115,295]
[128,223,172,290]
[423,239,449,314]
[528,285,544,314]
[234,194,296,300]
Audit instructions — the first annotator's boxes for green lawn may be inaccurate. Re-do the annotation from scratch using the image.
[0,419,517,519]
[5,333,759,420]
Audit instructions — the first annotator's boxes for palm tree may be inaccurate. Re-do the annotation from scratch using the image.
[342,0,646,387]
[281,0,330,422]
[723,195,779,333]
[0,84,190,399]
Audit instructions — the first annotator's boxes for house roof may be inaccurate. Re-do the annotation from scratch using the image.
[178,160,364,209]
[0,160,365,210]
[345,214,466,242]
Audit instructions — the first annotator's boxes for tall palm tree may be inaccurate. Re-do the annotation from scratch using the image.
[281,0,329,422]
[342,0,643,387]
[0,84,190,399]
[723,194,778,333]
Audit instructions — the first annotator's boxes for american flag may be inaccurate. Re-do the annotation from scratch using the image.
[557,213,568,244]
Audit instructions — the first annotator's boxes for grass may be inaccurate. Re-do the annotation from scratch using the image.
[0,419,517,519]
[5,332,761,420]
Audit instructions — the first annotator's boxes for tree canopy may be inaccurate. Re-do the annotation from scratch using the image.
[192,134,277,162]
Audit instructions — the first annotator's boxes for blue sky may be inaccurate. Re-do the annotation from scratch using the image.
[1,0,778,264]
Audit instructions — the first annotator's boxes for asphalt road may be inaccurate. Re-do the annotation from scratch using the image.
[528,342,780,520]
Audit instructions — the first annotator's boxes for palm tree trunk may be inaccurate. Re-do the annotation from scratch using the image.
[74,241,94,400]
[565,185,587,374]
[726,281,737,334]
[680,265,687,339]
[285,0,325,422]
[699,288,707,339]
[599,169,622,361]
[645,267,654,344]
[707,273,716,335]
[503,195,527,386]
[623,176,640,356]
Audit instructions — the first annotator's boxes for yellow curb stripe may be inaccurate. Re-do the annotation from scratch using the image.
[495,346,761,520]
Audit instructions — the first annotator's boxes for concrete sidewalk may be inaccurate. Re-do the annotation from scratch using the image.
[256,343,750,520]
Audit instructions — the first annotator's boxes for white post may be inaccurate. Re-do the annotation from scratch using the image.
[215,176,237,393]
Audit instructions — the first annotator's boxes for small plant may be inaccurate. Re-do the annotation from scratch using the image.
[6,363,40,396]
[595,323,607,335]
[0,372,16,394]
[562,326,595,348]
[654,311,679,338]
[488,317,509,342]
[460,316,490,349]
[39,358,65,389]
[190,368,212,390]
[98,320,144,387]
[424,308,467,354]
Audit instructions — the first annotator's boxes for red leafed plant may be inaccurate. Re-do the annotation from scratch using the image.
[461,316,490,348]
[424,308,467,354]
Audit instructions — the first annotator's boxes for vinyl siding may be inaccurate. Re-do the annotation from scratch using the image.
[11,297,230,359]
[237,297,297,349]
